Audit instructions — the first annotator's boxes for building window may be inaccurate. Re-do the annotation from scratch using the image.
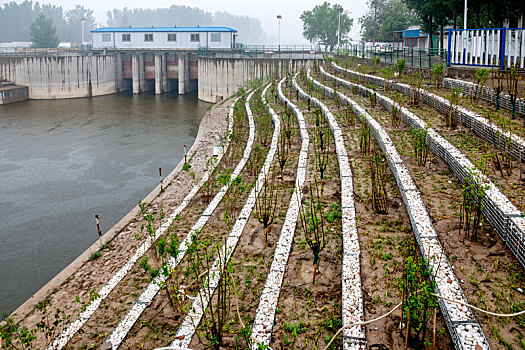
[101,33,111,42]
[122,34,130,42]
[167,33,177,42]
[210,33,221,42]
[144,34,153,42]
[190,34,200,42]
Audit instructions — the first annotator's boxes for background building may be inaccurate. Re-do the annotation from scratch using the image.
[91,26,237,50]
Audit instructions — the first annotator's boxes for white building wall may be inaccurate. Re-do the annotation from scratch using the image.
[92,31,233,50]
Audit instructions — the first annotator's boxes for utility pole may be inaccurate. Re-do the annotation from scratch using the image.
[81,17,86,49]
[337,6,343,50]
[464,0,467,31]
[462,0,467,64]
[277,15,282,53]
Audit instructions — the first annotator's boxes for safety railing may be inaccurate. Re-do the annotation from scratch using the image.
[447,27,525,69]
[341,44,447,68]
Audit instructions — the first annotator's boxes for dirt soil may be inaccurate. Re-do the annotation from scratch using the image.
[7,97,235,348]
[300,74,454,349]
[337,58,525,138]
[323,68,525,349]
[264,84,345,350]
[187,87,301,349]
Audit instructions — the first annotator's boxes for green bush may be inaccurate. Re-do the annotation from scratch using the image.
[397,58,406,75]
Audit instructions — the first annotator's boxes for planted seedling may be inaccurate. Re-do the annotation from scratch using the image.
[380,66,394,90]
[459,169,489,242]
[398,256,438,348]
[277,129,289,180]
[299,180,327,283]
[368,85,377,107]
[432,63,444,89]
[410,126,429,166]
[138,201,165,245]
[359,123,372,155]
[345,104,357,126]
[472,68,490,103]
[255,168,279,248]
[391,93,405,128]
[313,127,330,193]
[196,239,234,350]
[283,108,295,149]
[368,150,388,214]
[397,58,406,76]
[446,88,460,129]
[409,72,423,106]
[506,65,521,119]
[491,68,504,112]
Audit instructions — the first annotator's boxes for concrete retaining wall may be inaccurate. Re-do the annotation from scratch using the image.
[0,55,122,99]
[198,57,316,103]
[0,85,29,104]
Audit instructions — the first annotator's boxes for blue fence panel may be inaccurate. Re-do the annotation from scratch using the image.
[448,27,525,69]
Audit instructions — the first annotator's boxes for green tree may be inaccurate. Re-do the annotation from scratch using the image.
[402,0,456,49]
[65,5,96,42]
[300,2,353,51]
[30,13,59,48]
[360,0,417,42]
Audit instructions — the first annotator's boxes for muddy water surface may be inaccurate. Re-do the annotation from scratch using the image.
[0,91,210,315]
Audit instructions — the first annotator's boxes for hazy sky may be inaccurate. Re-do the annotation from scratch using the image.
[0,0,369,44]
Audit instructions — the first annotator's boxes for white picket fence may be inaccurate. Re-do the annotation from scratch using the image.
[448,27,525,69]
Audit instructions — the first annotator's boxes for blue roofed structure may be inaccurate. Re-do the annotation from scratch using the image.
[91,26,238,50]
[92,27,237,33]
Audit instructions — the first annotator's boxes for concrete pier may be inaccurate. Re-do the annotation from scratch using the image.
[0,84,29,104]
[178,54,189,95]
[132,54,145,94]
[0,51,319,100]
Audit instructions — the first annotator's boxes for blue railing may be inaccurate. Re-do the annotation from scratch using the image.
[447,27,525,69]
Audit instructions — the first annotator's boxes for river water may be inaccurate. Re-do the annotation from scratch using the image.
[0,91,210,316]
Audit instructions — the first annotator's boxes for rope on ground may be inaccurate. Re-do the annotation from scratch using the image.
[322,302,403,350]
[432,293,525,317]
[323,292,525,350]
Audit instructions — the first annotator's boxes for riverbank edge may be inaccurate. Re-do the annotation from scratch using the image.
[7,95,234,324]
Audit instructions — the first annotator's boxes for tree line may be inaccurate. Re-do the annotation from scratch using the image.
[0,1,268,47]
[360,0,525,48]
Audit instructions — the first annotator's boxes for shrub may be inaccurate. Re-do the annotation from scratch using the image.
[397,58,406,75]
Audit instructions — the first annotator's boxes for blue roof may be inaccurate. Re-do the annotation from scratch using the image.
[403,28,426,38]
[91,26,236,33]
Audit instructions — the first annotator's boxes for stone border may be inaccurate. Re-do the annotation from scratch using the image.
[170,82,281,348]
[310,69,490,350]
[250,75,311,349]
[103,91,257,349]
[332,62,525,163]
[292,73,365,349]
[48,99,238,350]
[443,77,525,116]
[325,65,525,270]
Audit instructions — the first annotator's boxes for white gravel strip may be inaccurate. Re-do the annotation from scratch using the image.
[103,91,257,350]
[332,62,525,162]
[291,73,366,350]
[308,69,490,350]
[250,75,311,349]
[170,82,281,348]
[324,64,525,269]
[47,98,239,350]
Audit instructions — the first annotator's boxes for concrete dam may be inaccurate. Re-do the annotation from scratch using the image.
[0,52,317,103]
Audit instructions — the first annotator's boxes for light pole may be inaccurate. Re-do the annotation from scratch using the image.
[337,6,343,50]
[277,15,282,53]
[462,0,467,64]
[81,17,86,49]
